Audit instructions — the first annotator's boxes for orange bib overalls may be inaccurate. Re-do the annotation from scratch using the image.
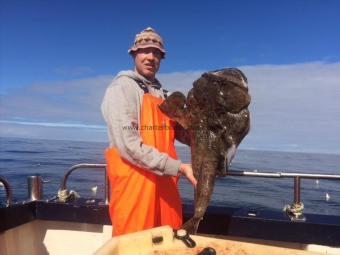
[105,93,182,236]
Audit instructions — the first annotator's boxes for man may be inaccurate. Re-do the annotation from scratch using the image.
[101,27,197,236]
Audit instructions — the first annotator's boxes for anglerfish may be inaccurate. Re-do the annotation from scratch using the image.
[159,68,251,234]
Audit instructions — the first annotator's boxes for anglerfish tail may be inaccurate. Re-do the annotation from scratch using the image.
[183,161,217,234]
[181,217,201,234]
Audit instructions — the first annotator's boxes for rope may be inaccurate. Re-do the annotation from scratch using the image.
[57,189,80,202]
[284,202,304,218]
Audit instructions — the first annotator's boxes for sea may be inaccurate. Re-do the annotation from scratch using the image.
[0,136,339,216]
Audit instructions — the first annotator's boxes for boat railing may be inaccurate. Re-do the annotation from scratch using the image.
[58,163,109,205]
[59,163,340,221]
[228,170,340,221]
[0,175,13,207]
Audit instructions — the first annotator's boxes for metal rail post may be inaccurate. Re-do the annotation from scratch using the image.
[0,176,13,206]
[294,176,301,205]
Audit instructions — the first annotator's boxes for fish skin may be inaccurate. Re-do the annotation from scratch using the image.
[159,68,251,234]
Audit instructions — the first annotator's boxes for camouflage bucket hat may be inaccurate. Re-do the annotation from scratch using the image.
[128,27,166,58]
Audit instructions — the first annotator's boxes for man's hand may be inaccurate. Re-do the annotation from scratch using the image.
[179,163,197,187]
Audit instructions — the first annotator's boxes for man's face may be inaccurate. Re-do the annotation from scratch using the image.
[134,47,162,81]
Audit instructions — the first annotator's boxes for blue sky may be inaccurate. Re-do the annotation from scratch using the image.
[1,0,340,154]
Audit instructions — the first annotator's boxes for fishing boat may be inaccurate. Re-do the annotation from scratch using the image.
[1,163,340,255]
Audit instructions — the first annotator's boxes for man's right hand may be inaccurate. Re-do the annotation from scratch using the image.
[179,163,197,187]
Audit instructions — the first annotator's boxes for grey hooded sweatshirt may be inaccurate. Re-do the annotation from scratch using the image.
[101,70,182,176]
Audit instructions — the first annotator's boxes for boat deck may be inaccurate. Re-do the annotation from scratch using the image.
[1,200,340,254]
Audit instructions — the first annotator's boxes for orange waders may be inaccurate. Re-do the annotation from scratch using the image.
[105,93,182,236]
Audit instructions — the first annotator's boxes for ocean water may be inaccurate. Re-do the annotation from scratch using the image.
[0,137,339,216]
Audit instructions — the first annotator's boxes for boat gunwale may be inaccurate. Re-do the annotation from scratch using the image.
[1,200,340,247]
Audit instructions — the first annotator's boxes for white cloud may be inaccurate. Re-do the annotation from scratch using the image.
[240,62,340,153]
[0,120,106,129]
[0,74,113,124]
[158,71,202,93]
[1,62,339,153]
[0,121,107,142]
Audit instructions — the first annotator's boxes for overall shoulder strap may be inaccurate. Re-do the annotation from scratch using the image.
[162,88,169,98]
[135,80,149,93]
[135,78,169,99]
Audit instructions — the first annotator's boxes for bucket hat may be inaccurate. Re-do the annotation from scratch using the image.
[128,27,165,58]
